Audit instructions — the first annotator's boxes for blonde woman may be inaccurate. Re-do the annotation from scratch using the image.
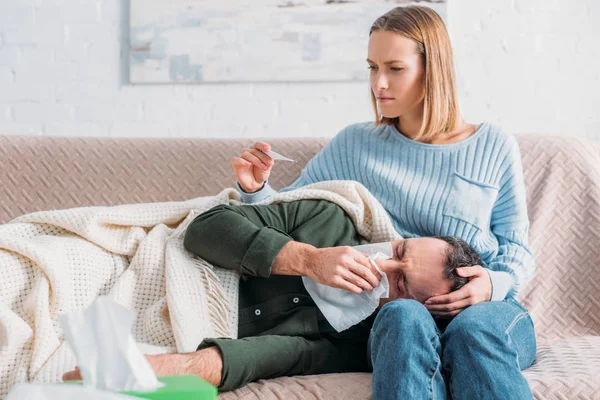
[233,6,536,399]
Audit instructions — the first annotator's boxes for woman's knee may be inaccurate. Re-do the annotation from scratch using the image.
[441,301,536,368]
[370,300,441,370]
[373,299,436,336]
[444,301,531,339]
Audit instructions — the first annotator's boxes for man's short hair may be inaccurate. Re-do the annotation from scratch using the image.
[434,236,484,292]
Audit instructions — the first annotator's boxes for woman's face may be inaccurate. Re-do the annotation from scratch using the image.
[367,30,426,119]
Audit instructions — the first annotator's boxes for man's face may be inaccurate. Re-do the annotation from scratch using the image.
[375,238,454,306]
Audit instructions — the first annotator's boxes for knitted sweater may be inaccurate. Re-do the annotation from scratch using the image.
[238,121,535,301]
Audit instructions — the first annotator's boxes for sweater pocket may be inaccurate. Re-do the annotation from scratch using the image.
[443,173,499,231]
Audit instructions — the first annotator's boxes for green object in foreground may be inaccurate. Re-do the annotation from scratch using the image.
[63,375,217,400]
[123,375,217,400]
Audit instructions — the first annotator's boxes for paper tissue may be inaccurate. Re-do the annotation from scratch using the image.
[302,241,393,332]
[55,296,215,400]
[58,296,164,392]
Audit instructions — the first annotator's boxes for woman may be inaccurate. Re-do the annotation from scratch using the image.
[232,6,535,400]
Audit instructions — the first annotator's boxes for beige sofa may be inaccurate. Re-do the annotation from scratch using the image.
[0,134,599,400]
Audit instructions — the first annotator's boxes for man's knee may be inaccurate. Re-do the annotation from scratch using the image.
[285,200,348,229]
[191,204,238,227]
[184,204,237,251]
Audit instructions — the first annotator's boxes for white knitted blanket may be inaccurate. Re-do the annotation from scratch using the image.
[0,180,400,398]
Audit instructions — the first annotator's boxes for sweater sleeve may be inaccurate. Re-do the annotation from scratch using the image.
[237,126,351,203]
[237,181,279,204]
[487,135,536,301]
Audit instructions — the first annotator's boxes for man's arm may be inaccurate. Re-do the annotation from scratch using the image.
[184,201,379,291]
[274,241,380,294]
[270,241,313,275]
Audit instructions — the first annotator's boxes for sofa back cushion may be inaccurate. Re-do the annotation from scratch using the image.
[0,136,327,223]
[518,134,600,340]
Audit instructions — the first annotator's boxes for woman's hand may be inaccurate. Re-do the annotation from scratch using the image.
[307,246,382,294]
[424,265,492,318]
[231,141,274,193]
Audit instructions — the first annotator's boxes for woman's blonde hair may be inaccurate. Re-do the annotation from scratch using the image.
[370,6,461,142]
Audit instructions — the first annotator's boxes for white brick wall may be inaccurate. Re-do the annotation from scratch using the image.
[0,0,598,140]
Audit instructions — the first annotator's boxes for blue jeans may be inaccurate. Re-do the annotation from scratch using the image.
[370,299,536,400]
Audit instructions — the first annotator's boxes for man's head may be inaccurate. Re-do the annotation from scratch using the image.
[376,236,483,307]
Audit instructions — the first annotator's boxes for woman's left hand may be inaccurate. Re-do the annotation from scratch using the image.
[424,265,492,318]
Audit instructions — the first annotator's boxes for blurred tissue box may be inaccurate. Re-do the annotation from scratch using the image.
[6,296,216,400]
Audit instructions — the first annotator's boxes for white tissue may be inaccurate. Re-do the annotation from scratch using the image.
[302,242,393,332]
[58,296,163,393]
[352,242,394,258]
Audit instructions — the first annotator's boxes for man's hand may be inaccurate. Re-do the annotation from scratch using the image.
[62,347,224,387]
[272,242,381,293]
[306,246,382,294]
[424,265,492,318]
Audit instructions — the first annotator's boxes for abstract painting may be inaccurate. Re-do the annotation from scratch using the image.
[130,0,448,83]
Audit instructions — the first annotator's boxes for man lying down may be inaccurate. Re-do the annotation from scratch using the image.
[63,199,483,391]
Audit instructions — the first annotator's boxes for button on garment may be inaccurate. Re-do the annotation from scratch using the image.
[293,297,300,304]
[255,309,261,316]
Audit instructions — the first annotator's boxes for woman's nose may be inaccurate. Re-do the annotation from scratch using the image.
[373,72,389,91]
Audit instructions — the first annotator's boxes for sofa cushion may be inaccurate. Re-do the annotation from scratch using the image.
[524,336,600,399]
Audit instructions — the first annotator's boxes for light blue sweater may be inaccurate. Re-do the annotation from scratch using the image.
[238,121,535,301]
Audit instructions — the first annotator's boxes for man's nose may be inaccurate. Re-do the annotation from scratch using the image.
[374,258,394,273]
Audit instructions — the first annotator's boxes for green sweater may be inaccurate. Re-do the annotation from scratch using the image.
[184,200,374,391]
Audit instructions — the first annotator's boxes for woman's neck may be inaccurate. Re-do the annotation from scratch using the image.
[396,118,422,140]
[396,108,423,140]
[396,116,475,145]
[429,123,478,144]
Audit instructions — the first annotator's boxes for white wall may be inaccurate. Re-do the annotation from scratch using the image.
[0,0,598,140]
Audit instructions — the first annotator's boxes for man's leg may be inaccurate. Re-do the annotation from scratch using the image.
[198,335,354,391]
[441,299,536,400]
[370,299,447,400]
[145,347,224,387]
